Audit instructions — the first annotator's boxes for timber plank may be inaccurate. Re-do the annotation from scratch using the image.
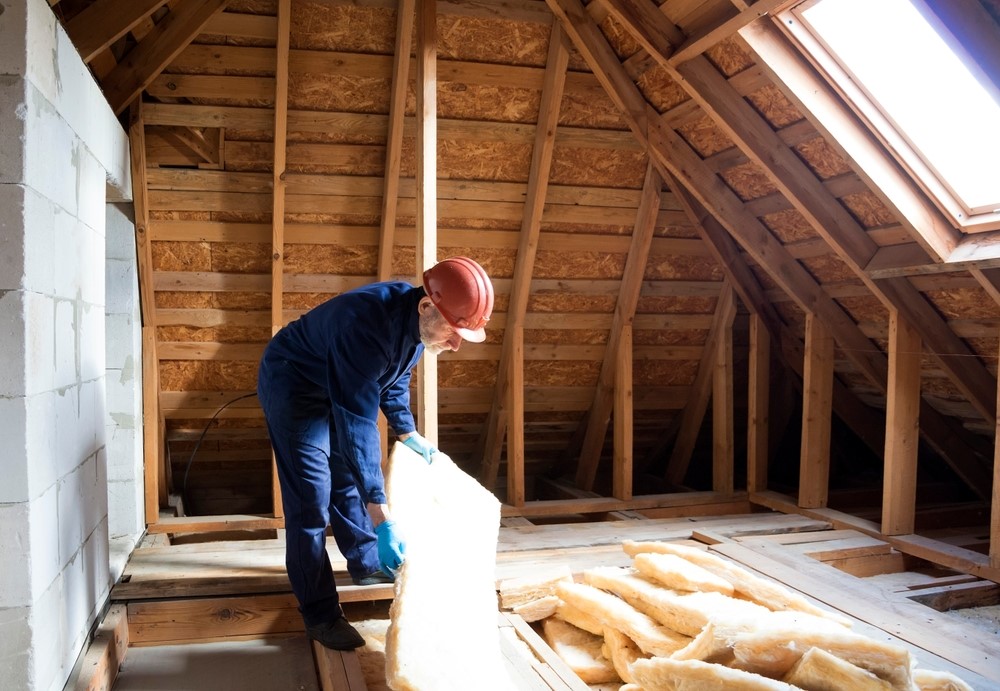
[73,604,128,691]
[313,645,368,691]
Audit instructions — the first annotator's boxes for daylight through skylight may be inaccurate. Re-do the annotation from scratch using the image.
[796,0,1000,219]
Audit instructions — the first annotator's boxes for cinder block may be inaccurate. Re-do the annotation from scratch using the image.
[79,303,106,383]
[74,146,107,236]
[23,290,55,397]
[0,0,28,76]
[0,501,33,607]
[28,569,68,691]
[0,77,27,187]
[105,259,137,315]
[108,479,144,539]
[0,290,27,397]
[22,82,80,216]
[105,427,141,482]
[105,203,136,261]
[52,297,76,390]
[105,313,139,369]
[0,603,35,691]
[19,185,58,295]
[0,397,29,503]
[24,390,58,496]
[0,183,27,291]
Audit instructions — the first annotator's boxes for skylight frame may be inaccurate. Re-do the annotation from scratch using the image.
[778,0,1000,234]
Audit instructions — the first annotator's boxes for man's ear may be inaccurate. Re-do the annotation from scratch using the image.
[418,297,435,315]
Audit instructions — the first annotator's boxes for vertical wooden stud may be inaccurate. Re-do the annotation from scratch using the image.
[613,325,633,500]
[882,310,921,535]
[799,313,833,509]
[415,0,438,446]
[713,305,734,494]
[506,326,525,507]
[747,313,770,494]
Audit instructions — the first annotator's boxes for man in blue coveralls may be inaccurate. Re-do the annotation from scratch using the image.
[257,257,494,650]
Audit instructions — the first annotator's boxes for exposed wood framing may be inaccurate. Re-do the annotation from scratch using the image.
[313,645,368,691]
[65,0,166,64]
[882,312,922,536]
[72,604,128,691]
[799,313,833,509]
[664,282,734,486]
[102,0,230,115]
[574,163,663,490]
[377,0,415,280]
[613,324,633,500]
[747,313,769,493]
[547,0,993,498]
[478,21,568,487]
[130,101,163,524]
[415,0,438,443]
[609,0,997,430]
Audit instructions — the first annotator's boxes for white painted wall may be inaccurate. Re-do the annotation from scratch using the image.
[0,1,134,689]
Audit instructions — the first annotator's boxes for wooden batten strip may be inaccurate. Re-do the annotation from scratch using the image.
[712,285,736,494]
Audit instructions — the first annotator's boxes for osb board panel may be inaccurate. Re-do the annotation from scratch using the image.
[558,88,631,129]
[644,254,724,281]
[704,36,755,77]
[160,361,259,391]
[438,15,551,66]
[438,83,543,123]
[284,244,377,274]
[291,2,395,53]
[288,74,391,113]
[634,360,699,387]
[745,84,803,130]
[639,65,690,113]
[841,190,898,229]
[676,114,733,158]
[439,361,497,388]
[151,242,271,273]
[799,254,857,283]
[157,291,272,310]
[965,337,1000,364]
[792,136,853,181]
[636,295,717,313]
[157,326,271,343]
[597,13,645,61]
[532,250,626,279]
[526,329,609,345]
[433,141,533,182]
[719,161,780,201]
[922,288,1000,320]
[524,361,601,387]
[528,293,617,312]
[549,147,648,188]
[760,208,819,244]
[228,0,276,14]
[835,295,889,324]
[634,329,709,346]
[921,377,969,401]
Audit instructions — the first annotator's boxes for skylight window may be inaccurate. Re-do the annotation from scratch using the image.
[782,0,1000,233]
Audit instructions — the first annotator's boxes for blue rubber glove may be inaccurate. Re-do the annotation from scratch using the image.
[375,520,405,576]
[402,432,437,464]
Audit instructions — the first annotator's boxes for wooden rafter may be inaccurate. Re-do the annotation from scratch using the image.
[65,0,166,63]
[574,162,663,491]
[377,0,416,281]
[606,0,998,429]
[478,22,569,488]
[547,0,994,497]
[101,0,230,115]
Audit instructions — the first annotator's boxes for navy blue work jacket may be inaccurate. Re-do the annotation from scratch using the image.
[261,281,426,505]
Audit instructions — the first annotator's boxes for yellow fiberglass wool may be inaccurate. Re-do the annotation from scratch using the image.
[383,442,517,691]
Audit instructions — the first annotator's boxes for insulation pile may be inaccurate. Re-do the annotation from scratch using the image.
[499,539,974,691]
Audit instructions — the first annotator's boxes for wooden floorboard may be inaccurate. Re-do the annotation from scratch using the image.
[97,510,998,690]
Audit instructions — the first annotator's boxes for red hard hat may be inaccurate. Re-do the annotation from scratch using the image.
[423,257,494,343]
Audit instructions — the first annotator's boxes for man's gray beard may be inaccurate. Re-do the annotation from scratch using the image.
[422,341,448,355]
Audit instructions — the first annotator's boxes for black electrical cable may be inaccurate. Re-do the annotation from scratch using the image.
[180,392,259,510]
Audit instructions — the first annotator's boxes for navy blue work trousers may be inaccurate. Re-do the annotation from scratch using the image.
[257,358,381,627]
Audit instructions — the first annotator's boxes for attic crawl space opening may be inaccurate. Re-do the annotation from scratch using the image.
[776,0,1000,249]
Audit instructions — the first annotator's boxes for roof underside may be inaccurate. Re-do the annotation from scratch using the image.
[49,0,1000,515]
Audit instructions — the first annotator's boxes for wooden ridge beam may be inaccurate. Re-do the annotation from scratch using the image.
[65,0,166,63]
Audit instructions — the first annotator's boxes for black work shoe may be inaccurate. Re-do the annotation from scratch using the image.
[306,616,366,650]
[352,570,395,586]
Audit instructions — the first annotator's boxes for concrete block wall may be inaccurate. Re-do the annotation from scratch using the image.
[0,1,133,689]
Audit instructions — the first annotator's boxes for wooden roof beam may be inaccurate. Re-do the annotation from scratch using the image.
[478,22,569,489]
[101,0,230,115]
[573,163,664,491]
[548,0,993,497]
[603,0,996,426]
[377,0,416,281]
[65,0,167,63]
